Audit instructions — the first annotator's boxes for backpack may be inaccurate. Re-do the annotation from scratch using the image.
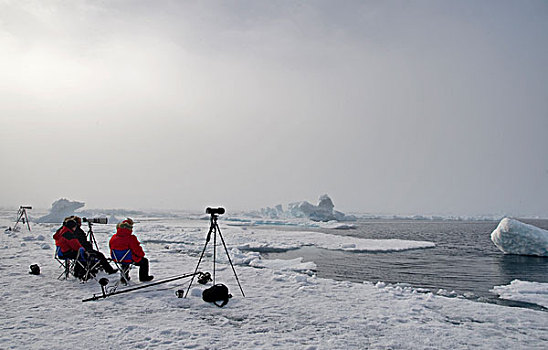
[202,284,232,307]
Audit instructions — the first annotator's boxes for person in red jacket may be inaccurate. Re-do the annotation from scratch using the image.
[54,218,118,277]
[53,219,86,278]
[109,218,154,282]
[53,219,82,257]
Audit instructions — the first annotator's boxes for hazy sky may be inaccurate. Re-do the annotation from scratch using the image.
[1,0,547,216]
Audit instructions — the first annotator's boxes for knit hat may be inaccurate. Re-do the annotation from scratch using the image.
[64,216,82,226]
[65,219,77,230]
[117,218,134,230]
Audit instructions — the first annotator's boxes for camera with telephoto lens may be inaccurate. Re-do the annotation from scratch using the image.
[83,217,108,224]
[206,207,225,215]
[20,206,32,209]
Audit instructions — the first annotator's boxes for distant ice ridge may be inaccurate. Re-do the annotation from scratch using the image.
[491,218,548,256]
[246,194,357,222]
[35,198,85,223]
[34,198,144,224]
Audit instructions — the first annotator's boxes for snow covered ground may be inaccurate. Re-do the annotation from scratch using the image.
[1,210,547,349]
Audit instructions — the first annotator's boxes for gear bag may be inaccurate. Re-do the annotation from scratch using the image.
[202,284,232,307]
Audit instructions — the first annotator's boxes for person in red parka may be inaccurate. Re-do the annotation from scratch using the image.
[109,218,153,282]
[54,218,118,277]
[53,219,86,278]
[53,219,82,256]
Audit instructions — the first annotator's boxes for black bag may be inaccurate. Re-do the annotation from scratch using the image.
[202,284,232,307]
[29,264,40,275]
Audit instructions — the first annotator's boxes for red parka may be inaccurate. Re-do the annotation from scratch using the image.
[53,226,83,253]
[109,227,145,263]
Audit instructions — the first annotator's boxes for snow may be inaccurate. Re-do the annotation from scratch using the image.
[233,229,435,253]
[491,218,548,256]
[491,280,548,308]
[1,210,547,349]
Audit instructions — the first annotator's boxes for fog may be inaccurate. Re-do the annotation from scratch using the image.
[1,1,547,217]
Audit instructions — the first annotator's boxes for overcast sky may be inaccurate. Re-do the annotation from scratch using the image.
[1,0,547,216]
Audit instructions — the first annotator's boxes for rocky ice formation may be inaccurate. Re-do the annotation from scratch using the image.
[288,194,349,221]
[257,195,355,222]
[36,198,85,223]
[491,218,548,257]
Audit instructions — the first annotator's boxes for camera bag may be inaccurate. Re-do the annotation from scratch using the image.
[202,284,232,307]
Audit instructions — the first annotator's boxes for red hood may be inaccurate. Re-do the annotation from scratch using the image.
[116,227,133,237]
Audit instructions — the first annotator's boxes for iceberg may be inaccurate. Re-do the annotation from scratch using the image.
[491,218,548,256]
[35,198,85,223]
[287,194,348,221]
[264,194,355,222]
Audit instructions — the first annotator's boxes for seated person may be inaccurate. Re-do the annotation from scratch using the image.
[109,218,154,282]
[65,216,117,275]
[54,218,117,277]
[53,219,87,278]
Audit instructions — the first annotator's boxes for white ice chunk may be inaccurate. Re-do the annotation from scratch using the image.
[236,229,435,253]
[36,198,85,223]
[491,280,548,308]
[247,194,356,222]
[491,218,548,256]
[288,194,352,222]
[249,257,317,273]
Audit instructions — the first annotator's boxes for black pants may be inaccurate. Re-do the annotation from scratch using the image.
[62,249,116,275]
[134,257,152,281]
[87,250,117,274]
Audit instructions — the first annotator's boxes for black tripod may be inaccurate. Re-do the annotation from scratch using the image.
[184,208,245,298]
[13,206,32,231]
[86,221,100,251]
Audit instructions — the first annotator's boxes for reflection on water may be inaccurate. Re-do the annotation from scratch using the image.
[498,254,548,282]
[263,219,548,310]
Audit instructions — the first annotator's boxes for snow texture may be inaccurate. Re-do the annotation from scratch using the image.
[491,218,548,256]
[1,210,547,349]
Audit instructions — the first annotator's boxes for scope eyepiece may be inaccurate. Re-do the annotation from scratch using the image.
[206,207,225,215]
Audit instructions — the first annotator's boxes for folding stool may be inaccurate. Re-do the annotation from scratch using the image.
[110,249,134,284]
[55,246,101,281]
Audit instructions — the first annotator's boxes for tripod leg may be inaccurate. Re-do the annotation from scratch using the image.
[213,224,217,285]
[216,223,245,297]
[184,226,213,298]
[13,210,23,231]
[24,210,31,231]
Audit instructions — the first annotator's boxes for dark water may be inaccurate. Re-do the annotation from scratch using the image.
[263,219,548,310]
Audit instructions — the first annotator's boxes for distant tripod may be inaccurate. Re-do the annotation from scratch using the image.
[13,206,32,231]
[184,207,245,298]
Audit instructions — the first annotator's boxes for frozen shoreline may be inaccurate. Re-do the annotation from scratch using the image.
[1,213,547,349]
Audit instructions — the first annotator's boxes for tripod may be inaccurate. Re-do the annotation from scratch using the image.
[86,222,100,251]
[184,211,245,298]
[13,206,32,231]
